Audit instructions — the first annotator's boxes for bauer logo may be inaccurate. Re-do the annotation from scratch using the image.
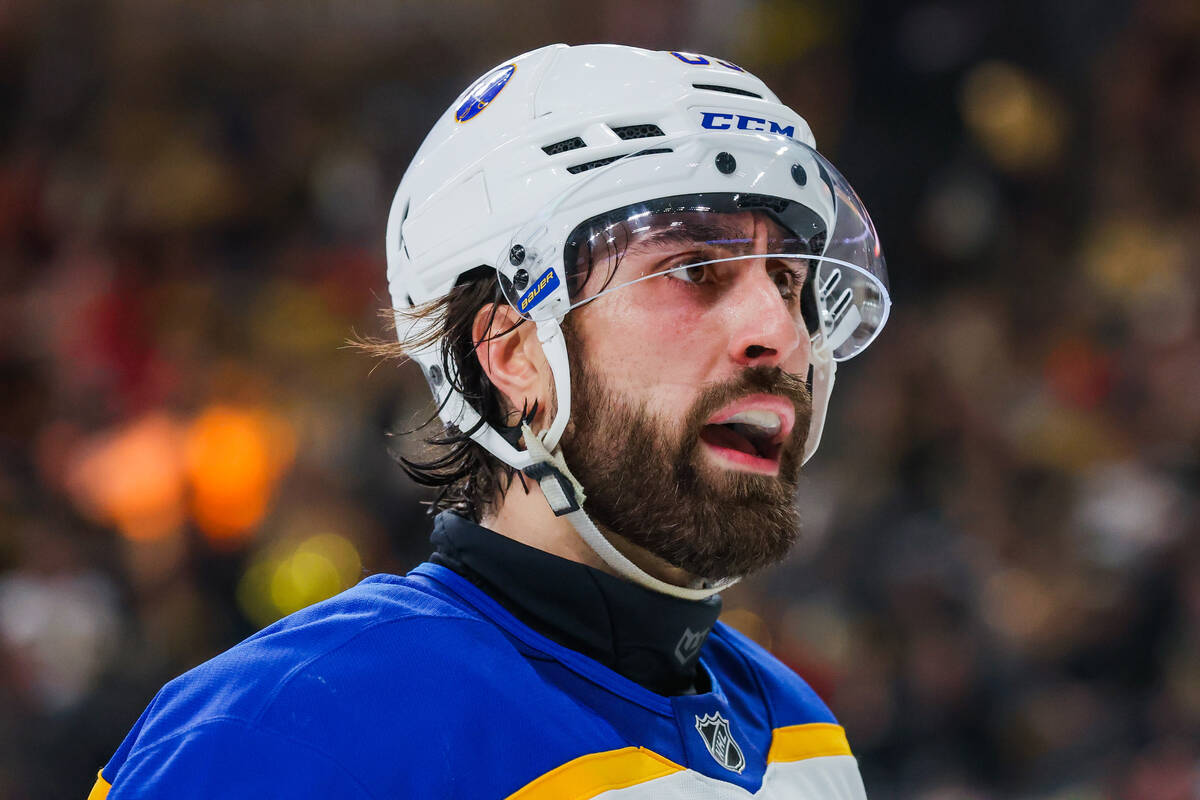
[699,110,796,139]
[518,267,559,313]
[455,64,516,123]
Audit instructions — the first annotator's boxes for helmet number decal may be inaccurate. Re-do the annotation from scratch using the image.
[518,267,560,313]
[669,51,744,71]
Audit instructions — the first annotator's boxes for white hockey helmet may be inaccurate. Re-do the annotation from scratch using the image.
[386,44,889,598]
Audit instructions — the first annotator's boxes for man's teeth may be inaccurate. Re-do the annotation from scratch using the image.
[722,410,782,437]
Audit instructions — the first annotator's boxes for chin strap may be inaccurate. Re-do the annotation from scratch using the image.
[520,422,739,601]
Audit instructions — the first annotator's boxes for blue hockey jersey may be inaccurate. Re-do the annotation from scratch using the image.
[90,562,867,798]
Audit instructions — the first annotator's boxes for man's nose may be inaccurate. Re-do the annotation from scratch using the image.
[723,264,805,369]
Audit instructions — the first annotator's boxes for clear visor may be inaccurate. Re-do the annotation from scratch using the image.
[497,135,890,361]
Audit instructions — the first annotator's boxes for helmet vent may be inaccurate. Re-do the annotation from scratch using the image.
[567,148,672,175]
[736,193,790,213]
[692,83,762,99]
[542,136,587,156]
[610,123,665,140]
[567,155,622,174]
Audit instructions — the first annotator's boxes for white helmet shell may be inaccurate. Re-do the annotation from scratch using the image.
[387,44,813,307]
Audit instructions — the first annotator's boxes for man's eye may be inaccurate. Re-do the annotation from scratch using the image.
[667,262,709,284]
[771,268,798,299]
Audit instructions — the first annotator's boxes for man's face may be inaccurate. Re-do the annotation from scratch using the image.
[559,210,814,580]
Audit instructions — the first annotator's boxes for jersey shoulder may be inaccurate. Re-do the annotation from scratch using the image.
[128,573,504,730]
[706,620,838,728]
[104,572,616,798]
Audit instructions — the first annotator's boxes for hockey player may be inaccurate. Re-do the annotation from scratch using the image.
[90,44,890,798]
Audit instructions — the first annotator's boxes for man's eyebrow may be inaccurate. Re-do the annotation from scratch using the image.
[624,221,805,256]
[625,222,755,255]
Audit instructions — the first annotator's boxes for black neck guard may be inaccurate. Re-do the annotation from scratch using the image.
[429,512,722,696]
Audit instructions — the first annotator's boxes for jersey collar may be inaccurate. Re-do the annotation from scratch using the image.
[429,511,722,696]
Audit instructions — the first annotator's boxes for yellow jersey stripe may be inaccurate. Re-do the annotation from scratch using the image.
[507,746,685,800]
[90,725,851,799]
[87,771,111,800]
[767,722,852,763]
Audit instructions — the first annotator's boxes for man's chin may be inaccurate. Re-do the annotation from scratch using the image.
[576,448,803,580]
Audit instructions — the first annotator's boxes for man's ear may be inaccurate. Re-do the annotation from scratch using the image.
[472,303,550,426]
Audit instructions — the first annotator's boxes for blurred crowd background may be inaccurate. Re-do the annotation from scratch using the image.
[0,0,1197,797]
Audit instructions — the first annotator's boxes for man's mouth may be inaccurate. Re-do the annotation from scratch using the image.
[699,395,795,473]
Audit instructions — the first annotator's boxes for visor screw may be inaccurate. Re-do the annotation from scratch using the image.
[791,163,807,186]
[715,151,736,174]
[509,244,526,266]
[428,365,443,387]
[513,268,529,291]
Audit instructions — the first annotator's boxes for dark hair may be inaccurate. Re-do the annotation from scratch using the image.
[350,217,628,521]
[350,270,531,521]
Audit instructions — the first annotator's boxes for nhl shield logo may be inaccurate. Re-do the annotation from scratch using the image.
[694,712,746,773]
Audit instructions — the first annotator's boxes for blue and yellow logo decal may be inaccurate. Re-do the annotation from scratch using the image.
[455,64,516,123]
[518,267,560,313]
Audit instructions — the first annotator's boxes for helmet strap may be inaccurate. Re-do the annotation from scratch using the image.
[519,421,737,600]
[520,420,585,515]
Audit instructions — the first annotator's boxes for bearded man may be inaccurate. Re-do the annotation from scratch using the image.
[90,44,890,799]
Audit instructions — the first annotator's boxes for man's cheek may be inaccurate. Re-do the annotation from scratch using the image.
[780,346,810,377]
[643,387,701,427]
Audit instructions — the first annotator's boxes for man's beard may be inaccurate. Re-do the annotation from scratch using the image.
[559,337,813,581]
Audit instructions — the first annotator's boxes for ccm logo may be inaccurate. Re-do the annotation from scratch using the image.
[700,112,795,138]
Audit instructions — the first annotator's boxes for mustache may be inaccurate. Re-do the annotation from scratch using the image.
[686,366,813,444]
